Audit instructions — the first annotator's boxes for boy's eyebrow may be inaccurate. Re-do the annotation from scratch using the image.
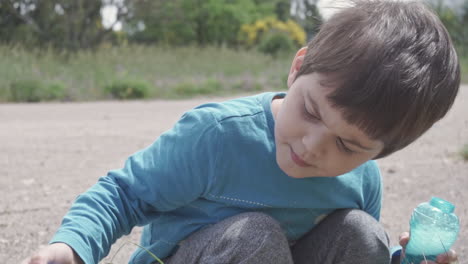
[307,92,374,151]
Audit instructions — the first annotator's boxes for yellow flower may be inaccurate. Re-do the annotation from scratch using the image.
[238,17,306,47]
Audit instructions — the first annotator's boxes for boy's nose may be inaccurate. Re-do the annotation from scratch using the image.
[302,129,331,157]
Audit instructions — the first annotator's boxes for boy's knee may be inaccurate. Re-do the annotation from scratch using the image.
[331,209,390,259]
[207,212,292,263]
[336,210,386,234]
[220,212,284,240]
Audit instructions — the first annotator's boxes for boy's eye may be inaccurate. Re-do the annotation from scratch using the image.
[336,138,355,154]
[302,104,319,121]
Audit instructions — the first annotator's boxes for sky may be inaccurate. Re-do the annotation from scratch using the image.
[317,0,354,19]
[101,4,121,31]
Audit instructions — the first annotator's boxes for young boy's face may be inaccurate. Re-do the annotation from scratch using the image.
[271,50,384,178]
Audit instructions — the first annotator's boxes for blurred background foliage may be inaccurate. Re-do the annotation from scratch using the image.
[0,0,315,51]
[0,0,466,102]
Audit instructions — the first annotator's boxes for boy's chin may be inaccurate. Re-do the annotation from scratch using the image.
[284,167,340,178]
[287,173,328,178]
[282,167,324,178]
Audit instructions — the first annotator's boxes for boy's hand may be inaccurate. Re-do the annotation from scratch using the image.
[21,243,84,264]
[399,232,458,264]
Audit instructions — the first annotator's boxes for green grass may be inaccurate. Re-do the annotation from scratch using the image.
[105,241,164,264]
[460,144,468,161]
[460,56,468,84]
[0,44,292,102]
[1,44,467,103]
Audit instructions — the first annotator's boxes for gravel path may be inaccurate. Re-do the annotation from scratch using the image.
[1,87,467,263]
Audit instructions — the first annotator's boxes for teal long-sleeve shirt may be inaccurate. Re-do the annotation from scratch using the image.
[50,92,383,264]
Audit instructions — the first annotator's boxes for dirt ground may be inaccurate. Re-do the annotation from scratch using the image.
[1,86,467,264]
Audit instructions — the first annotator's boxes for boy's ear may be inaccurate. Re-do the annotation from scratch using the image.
[287,47,307,88]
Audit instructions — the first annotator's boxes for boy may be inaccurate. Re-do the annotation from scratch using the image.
[23,0,460,264]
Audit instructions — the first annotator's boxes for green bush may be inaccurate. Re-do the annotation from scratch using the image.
[231,80,263,92]
[44,82,67,101]
[9,80,67,102]
[173,79,223,97]
[257,31,295,56]
[460,144,468,161]
[104,80,150,99]
[461,56,468,84]
[10,80,44,102]
[281,73,289,86]
[0,44,293,102]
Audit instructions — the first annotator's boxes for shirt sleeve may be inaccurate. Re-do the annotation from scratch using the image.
[363,160,383,221]
[50,109,220,264]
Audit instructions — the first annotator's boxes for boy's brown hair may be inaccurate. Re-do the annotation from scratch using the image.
[296,0,460,158]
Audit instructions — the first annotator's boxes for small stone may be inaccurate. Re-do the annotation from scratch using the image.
[21,178,35,185]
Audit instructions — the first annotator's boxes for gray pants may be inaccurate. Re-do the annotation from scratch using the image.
[163,209,391,264]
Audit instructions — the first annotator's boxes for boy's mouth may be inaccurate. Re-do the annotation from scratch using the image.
[290,147,312,167]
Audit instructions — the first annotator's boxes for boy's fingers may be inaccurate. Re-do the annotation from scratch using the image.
[22,251,52,264]
[398,232,457,264]
[21,256,40,264]
[398,232,410,246]
[436,249,458,263]
[29,255,48,264]
[20,257,31,264]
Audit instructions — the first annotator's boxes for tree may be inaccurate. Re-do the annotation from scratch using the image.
[291,0,322,41]
[0,0,129,51]
[0,2,33,45]
[123,0,196,45]
[124,0,261,46]
[429,0,467,56]
[460,0,468,55]
[275,0,291,21]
